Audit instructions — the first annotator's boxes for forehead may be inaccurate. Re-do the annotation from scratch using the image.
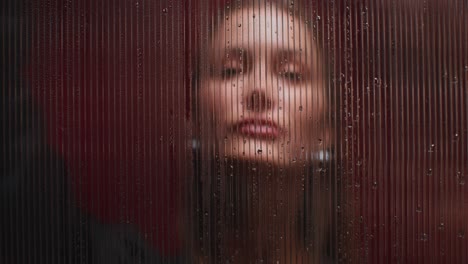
[211,4,313,52]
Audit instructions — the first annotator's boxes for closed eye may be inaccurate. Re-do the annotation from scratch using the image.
[221,67,241,79]
[281,71,304,82]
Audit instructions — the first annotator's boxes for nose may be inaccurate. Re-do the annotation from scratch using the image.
[245,89,273,112]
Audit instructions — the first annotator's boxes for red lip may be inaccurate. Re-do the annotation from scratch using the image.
[232,119,282,140]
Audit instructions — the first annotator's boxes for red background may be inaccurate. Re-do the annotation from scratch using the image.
[29,0,467,261]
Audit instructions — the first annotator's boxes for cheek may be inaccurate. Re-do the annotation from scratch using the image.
[282,86,326,120]
[307,90,326,119]
[199,81,238,119]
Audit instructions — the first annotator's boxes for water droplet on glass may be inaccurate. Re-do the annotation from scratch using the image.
[365,86,371,94]
[238,23,242,27]
[162,7,168,13]
[251,167,257,171]
[420,233,428,241]
[416,205,422,213]
[457,172,465,185]
[428,143,435,153]
[373,77,381,86]
[438,223,445,230]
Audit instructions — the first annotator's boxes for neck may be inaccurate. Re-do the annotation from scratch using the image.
[192,159,322,263]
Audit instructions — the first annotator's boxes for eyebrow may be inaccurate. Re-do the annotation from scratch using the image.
[223,47,307,64]
[275,49,308,61]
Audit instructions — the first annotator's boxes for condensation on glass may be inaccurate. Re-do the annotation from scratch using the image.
[1,0,467,263]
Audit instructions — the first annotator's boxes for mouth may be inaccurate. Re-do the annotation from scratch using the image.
[233,119,282,140]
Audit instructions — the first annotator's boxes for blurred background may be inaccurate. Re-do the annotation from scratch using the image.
[1,0,467,263]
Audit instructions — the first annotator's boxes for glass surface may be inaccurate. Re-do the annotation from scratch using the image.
[1,0,467,263]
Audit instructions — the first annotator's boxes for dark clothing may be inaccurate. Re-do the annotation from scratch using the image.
[0,13,178,263]
[0,149,185,264]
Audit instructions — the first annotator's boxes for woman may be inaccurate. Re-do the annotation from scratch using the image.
[0,0,336,263]
[188,1,336,263]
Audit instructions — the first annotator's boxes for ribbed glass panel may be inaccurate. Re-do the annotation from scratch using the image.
[1,0,466,263]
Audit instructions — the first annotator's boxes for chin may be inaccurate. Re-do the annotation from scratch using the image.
[220,137,305,168]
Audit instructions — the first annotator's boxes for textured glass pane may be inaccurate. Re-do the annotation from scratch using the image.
[1,0,467,263]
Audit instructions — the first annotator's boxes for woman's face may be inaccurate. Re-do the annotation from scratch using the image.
[198,3,329,167]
